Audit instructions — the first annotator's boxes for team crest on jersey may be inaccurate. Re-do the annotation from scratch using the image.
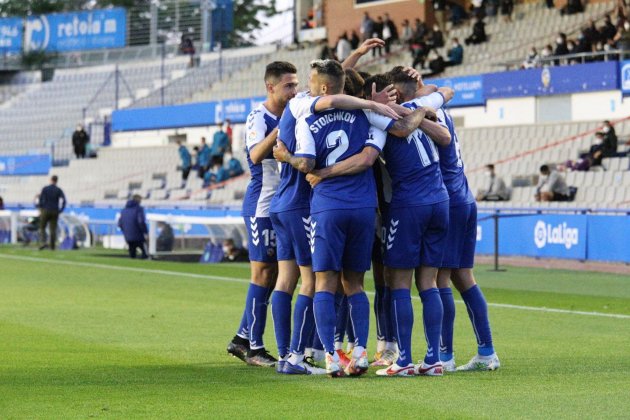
[248,131,257,141]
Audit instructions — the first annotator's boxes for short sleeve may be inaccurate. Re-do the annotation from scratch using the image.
[418,92,445,110]
[245,110,268,152]
[365,126,387,153]
[435,109,449,129]
[294,117,316,159]
[363,110,395,131]
[289,95,320,120]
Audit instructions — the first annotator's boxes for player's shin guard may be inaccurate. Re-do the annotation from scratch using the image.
[246,283,272,350]
[271,290,292,358]
[314,291,336,353]
[391,288,413,366]
[334,293,348,349]
[439,287,455,361]
[290,294,315,355]
[347,292,370,349]
[420,288,443,365]
[461,285,495,356]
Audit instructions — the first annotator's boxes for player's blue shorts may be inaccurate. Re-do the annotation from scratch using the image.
[383,200,449,269]
[311,207,375,273]
[441,202,477,269]
[244,216,277,263]
[270,209,312,266]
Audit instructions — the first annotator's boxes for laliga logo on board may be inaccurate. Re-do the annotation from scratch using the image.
[621,63,630,91]
[25,15,50,51]
[541,68,551,88]
[534,220,579,250]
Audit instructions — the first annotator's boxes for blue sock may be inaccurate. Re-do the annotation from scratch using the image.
[347,292,370,349]
[420,288,443,365]
[290,294,314,355]
[334,293,347,344]
[391,288,413,366]
[271,290,292,358]
[311,327,324,351]
[439,287,455,361]
[246,283,271,350]
[236,309,249,339]
[374,286,385,342]
[461,285,495,356]
[313,291,336,353]
[383,286,395,343]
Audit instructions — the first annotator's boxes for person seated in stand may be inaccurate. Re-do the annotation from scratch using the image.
[203,156,229,187]
[465,17,487,45]
[221,238,249,262]
[476,164,509,201]
[226,153,244,178]
[445,38,464,66]
[535,165,570,202]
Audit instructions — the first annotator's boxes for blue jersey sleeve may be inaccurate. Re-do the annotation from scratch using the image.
[294,116,316,159]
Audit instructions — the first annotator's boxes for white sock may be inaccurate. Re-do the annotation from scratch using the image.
[385,341,398,353]
[312,349,326,362]
[288,353,304,365]
[352,346,365,359]
[376,340,386,353]
[304,347,313,358]
[334,341,343,351]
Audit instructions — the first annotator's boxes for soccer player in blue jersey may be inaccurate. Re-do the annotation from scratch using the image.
[434,106,500,372]
[226,61,299,367]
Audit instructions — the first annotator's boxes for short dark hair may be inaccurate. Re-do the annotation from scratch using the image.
[486,164,495,170]
[387,66,416,99]
[264,61,297,83]
[540,164,550,173]
[343,68,365,97]
[362,74,391,99]
[211,155,224,166]
[310,59,345,94]
[51,175,58,183]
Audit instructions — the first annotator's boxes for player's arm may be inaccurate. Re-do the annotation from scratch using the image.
[313,95,400,120]
[388,108,427,138]
[341,38,385,69]
[419,108,451,146]
[274,117,316,174]
[249,127,278,164]
[273,140,315,173]
[306,147,379,187]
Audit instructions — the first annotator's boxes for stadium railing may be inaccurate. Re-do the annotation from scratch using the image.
[493,49,629,71]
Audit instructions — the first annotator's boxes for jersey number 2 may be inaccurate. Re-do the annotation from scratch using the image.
[325,130,349,167]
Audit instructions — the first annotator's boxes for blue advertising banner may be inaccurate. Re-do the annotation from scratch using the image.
[475,212,496,255]
[620,60,630,96]
[484,61,618,99]
[0,154,51,176]
[0,18,23,53]
[586,215,630,263]
[427,74,484,107]
[220,98,252,123]
[25,8,126,52]
[112,102,218,131]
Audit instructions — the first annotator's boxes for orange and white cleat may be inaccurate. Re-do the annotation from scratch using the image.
[345,349,369,376]
[415,361,444,376]
[375,363,416,377]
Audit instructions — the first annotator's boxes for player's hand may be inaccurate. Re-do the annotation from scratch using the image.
[424,107,438,122]
[306,171,323,187]
[273,140,289,162]
[371,101,401,120]
[402,66,421,82]
[355,38,385,56]
[371,83,397,104]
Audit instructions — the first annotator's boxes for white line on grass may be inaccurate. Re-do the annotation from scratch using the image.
[2,253,629,320]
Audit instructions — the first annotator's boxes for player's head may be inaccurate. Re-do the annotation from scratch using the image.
[343,68,365,98]
[50,175,58,184]
[387,66,418,104]
[264,61,299,106]
[540,164,550,175]
[362,74,390,100]
[309,59,345,96]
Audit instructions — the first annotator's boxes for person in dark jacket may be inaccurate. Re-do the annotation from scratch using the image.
[465,18,487,45]
[38,175,66,250]
[118,194,148,259]
[177,140,192,187]
[72,124,90,159]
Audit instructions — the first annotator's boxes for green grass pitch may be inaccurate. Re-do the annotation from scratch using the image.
[1,247,629,419]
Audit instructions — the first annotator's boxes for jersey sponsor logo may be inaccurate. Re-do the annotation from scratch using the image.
[309,111,356,134]
[533,220,579,250]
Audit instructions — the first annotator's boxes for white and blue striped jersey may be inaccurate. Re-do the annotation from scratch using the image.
[242,103,281,217]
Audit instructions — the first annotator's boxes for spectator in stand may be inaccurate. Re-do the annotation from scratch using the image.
[584,20,601,46]
[301,18,310,30]
[179,35,195,67]
[427,24,445,49]
[176,140,192,188]
[414,18,428,41]
[465,17,487,45]
[522,46,539,69]
[445,37,464,66]
[576,28,593,59]
[38,175,66,250]
[350,30,360,49]
[614,20,630,59]
[560,0,584,16]
[118,194,149,259]
[319,40,336,60]
[588,121,619,165]
[601,15,617,41]
[546,0,555,9]
[72,124,89,159]
[566,40,578,63]
[434,0,448,33]
[471,0,485,20]
[477,164,510,201]
[360,12,375,42]
[541,44,554,62]
[221,238,249,262]
[0,195,4,210]
[336,32,352,62]
[224,118,233,153]
[211,122,229,159]
[197,137,211,178]
[425,50,446,77]
[554,33,569,65]
[372,16,384,57]
[400,19,413,46]
[449,1,468,27]
[203,156,229,187]
[411,37,430,69]
[383,13,399,54]
[500,0,514,22]
[226,153,244,178]
[536,165,570,202]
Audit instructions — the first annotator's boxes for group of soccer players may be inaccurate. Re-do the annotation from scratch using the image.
[226,38,500,377]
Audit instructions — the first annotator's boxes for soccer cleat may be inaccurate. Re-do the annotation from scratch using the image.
[415,361,444,376]
[456,353,501,371]
[442,357,456,372]
[226,335,249,363]
[276,358,287,373]
[335,349,351,370]
[246,348,277,367]
[304,355,324,369]
[345,349,369,376]
[370,349,398,367]
[375,363,416,377]
[325,353,345,378]
[282,360,327,375]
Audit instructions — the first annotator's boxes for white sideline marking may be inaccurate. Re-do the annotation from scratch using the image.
[2,253,630,320]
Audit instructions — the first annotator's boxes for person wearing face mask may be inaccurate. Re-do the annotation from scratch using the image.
[72,124,89,159]
[553,33,569,65]
[203,155,229,187]
[428,24,445,49]
[476,164,509,201]
[615,20,630,60]
[225,153,244,178]
[523,46,539,69]
[221,238,249,262]
[445,37,464,66]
